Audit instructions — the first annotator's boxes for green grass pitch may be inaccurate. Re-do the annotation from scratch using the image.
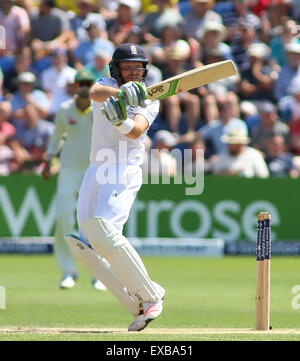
[0,254,299,341]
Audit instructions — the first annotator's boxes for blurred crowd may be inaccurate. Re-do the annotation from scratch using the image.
[0,0,300,178]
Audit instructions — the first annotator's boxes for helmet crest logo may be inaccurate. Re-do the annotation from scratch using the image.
[130,45,138,55]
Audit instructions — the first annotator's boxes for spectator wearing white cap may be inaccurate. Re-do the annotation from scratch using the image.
[159,40,200,133]
[11,72,50,124]
[107,0,141,46]
[212,128,269,178]
[196,21,233,64]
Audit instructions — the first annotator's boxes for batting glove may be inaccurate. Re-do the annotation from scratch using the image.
[102,96,127,126]
[119,81,147,108]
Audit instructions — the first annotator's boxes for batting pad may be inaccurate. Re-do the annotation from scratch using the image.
[65,234,139,316]
[81,218,162,304]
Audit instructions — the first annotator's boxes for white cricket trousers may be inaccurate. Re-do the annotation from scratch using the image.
[55,166,87,275]
[77,163,142,238]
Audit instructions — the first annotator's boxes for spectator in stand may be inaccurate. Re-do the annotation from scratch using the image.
[83,49,111,81]
[199,94,248,160]
[236,42,279,103]
[230,17,261,73]
[70,0,106,45]
[30,0,75,64]
[11,72,50,124]
[278,75,300,123]
[270,19,298,67]
[9,72,53,172]
[239,100,259,132]
[0,0,31,54]
[182,0,222,40]
[150,22,183,67]
[10,103,54,173]
[73,19,114,67]
[3,47,37,94]
[274,42,300,101]
[159,40,200,133]
[196,21,233,64]
[125,24,144,44]
[291,0,300,21]
[40,48,77,119]
[265,133,299,177]
[141,0,183,42]
[279,78,300,155]
[250,102,290,153]
[0,101,16,175]
[182,0,222,62]
[107,0,141,46]
[212,128,269,178]
[96,0,119,21]
[266,0,291,32]
[214,0,260,44]
[250,0,270,17]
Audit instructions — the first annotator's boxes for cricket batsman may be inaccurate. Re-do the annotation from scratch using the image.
[65,43,165,331]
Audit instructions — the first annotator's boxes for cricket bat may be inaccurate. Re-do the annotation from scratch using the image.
[101,60,237,119]
[146,60,237,101]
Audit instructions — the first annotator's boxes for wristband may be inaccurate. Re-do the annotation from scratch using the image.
[117,118,135,134]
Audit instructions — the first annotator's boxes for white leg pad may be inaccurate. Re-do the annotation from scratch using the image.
[81,217,161,304]
[65,234,139,316]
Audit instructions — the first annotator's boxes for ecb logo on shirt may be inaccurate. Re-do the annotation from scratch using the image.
[0,26,5,50]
